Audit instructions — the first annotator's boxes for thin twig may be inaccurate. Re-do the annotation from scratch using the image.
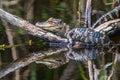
[85,0,94,80]
[88,60,94,80]
[84,0,92,28]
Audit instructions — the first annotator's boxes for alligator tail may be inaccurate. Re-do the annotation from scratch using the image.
[93,6,120,28]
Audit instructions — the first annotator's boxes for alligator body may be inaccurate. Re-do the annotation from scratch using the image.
[66,28,110,47]
[35,6,120,48]
[67,6,120,47]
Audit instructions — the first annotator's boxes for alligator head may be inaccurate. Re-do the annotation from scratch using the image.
[35,17,70,36]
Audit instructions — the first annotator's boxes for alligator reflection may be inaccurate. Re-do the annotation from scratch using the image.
[36,45,119,68]
[36,51,69,69]
[67,48,103,61]
[36,45,119,79]
[67,46,118,61]
[36,48,103,69]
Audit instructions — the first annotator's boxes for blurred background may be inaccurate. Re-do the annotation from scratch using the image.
[0,0,120,80]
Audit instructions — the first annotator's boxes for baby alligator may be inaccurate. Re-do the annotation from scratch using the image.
[35,6,120,48]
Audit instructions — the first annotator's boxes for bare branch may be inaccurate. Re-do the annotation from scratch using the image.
[0,9,67,42]
[84,1,94,80]
[0,8,68,78]
[95,19,120,32]
[88,60,94,80]
[0,48,68,78]
[84,0,92,28]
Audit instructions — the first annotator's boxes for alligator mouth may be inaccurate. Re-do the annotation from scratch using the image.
[35,22,54,27]
[35,21,62,31]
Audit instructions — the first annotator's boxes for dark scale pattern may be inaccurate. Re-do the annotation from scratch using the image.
[93,6,120,28]
[67,47,114,61]
[35,6,120,47]
[67,28,110,47]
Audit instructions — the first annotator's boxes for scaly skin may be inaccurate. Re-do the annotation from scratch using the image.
[93,6,120,28]
[66,28,111,48]
[35,6,120,47]
[35,18,111,47]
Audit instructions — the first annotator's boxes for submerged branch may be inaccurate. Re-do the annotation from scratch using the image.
[0,48,68,78]
[0,9,67,42]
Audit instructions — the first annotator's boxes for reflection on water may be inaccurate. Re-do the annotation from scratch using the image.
[35,45,120,80]
[0,44,119,79]
[36,51,69,69]
[36,44,119,68]
[67,48,102,61]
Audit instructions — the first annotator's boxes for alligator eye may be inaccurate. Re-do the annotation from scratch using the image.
[48,21,54,24]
